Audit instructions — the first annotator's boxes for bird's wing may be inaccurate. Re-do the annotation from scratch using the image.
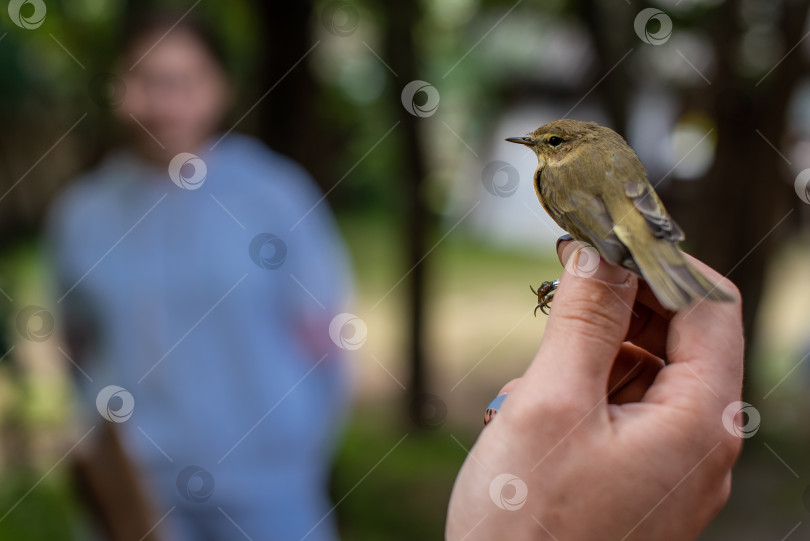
[623,181,684,242]
[540,165,629,266]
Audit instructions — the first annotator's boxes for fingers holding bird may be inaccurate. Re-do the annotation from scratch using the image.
[556,237,675,363]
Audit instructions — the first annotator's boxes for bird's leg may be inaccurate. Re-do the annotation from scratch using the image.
[530,279,559,316]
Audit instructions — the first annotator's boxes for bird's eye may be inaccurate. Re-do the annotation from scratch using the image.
[548,136,564,147]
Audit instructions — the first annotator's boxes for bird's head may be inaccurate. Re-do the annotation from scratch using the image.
[506,119,602,167]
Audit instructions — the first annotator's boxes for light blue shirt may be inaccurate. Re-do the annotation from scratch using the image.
[48,134,352,540]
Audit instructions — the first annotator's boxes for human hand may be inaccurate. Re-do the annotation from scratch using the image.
[446,239,744,541]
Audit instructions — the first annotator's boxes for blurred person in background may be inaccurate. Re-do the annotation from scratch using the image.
[47,11,353,541]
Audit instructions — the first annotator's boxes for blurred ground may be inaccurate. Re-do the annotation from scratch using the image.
[0,214,809,539]
[338,211,557,417]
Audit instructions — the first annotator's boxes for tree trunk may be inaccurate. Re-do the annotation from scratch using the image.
[253,1,335,186]
[381,1,433,423]
[691,0,807,379]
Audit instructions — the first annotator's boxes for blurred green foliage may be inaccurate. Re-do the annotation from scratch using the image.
[0,471,83,539]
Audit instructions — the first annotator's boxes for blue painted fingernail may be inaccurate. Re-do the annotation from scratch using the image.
[484,393,508,426]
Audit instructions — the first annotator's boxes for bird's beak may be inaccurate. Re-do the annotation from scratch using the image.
[505,136,534,146]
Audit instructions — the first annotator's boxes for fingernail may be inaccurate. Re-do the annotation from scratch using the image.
[555,234,573,254]
[563,242,630,284]
[484,393,507,426]
[487,393,507,410]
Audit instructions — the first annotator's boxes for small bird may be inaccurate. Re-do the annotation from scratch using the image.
[507,119,734,313]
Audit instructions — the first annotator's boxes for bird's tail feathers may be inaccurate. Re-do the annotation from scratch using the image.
[620,231,735,312]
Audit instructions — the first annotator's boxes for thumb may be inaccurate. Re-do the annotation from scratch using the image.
[523,241,638,405]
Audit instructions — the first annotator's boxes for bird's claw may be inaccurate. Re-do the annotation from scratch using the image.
[530,279,559,316]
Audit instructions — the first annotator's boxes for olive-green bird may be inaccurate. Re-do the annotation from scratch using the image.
[507,119,734,313]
